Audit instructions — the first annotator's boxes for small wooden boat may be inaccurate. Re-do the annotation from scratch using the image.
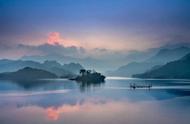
[130,83,152,89]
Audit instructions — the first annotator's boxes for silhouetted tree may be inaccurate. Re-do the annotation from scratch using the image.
[80,69,86,76]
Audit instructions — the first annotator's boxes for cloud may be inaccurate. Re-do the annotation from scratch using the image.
[18,43,86,58]
[0,40,120,60]
[0,41,86,59]
[47,32,80,47]
[0,42,42,59]
[16,42,123,61]
[47,32,62,45]
[0,42,129,71]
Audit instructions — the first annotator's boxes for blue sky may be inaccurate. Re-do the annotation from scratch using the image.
[0,0,190,58]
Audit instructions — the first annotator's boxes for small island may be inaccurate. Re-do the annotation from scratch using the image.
[70,69,105,83]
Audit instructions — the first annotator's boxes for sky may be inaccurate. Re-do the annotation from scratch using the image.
[0,0,190,59]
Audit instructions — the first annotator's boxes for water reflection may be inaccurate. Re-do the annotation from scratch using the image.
[0,79,105,92]
[78,81,105,92]
[0,98,190,124]
[0,78,190,124]
[47,103,81,120]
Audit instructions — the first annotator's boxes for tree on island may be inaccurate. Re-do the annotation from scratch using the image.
[80,69,86,76]
[72,69,105,83]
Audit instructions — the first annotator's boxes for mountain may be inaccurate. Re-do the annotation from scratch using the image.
[41,60,84,77]
[124,48,160,63]
[133,53,190,79]
[21,47,159,72]
[0,67,57,80]
[62,63,84,74]
[106,62,155,77]
[146,46,190,64]
[0,59,40,73]
[107,46,190,77]
[0,59,84,77]
[21,54,105,71]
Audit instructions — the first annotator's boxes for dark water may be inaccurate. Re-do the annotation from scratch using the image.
[0,77,190,124]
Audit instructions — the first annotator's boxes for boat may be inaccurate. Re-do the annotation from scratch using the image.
[130,83,152,89]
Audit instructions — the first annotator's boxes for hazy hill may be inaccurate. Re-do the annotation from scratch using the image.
[0,59,84,77]
[0,59,40,72]
[133,53,190,79]
[21,54,104,71]
[146,46,190,64]
[106,62,155,77]
[107,46,190,77]
[0,67,57,80]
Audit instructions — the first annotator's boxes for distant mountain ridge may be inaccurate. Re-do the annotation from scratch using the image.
[107,46,190,77]
[0,59,84,77]
[146,46,190,64]
[0,67,57,80]
[133,52,190,79]
[106,62,154,77]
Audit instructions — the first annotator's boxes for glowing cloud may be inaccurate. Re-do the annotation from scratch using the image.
[47,32,80,47]
[48,32,62,45]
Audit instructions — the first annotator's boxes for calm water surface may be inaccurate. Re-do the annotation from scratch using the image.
[0,77,190,124]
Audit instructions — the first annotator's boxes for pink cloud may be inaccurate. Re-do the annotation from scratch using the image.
[47,32,80,47]
[48,32,62,45]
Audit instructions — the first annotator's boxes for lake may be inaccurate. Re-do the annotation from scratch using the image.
[0,77,190,124]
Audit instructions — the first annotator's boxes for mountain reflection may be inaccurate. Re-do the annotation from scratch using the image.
[7,79,105,92]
